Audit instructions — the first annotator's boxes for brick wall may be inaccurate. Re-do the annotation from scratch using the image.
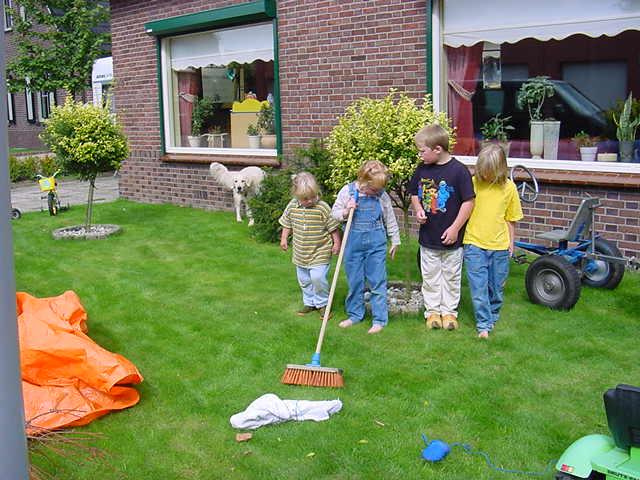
[110,0,640,257]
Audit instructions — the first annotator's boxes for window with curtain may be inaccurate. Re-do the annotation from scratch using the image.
[441,0,640,163]
[161,22,276,152]
[24,87,35,123]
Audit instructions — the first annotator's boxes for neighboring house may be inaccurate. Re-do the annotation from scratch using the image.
[4,0,110,150]
[110,0,640,256]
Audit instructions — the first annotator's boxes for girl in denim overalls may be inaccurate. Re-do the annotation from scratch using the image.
[331,161,401,334]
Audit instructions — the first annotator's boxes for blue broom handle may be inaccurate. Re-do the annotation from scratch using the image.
[314,207,354,355]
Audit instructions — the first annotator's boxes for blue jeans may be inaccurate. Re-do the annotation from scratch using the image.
[296,264,330,308]
[463,244,510,333]
[344,228,388,326]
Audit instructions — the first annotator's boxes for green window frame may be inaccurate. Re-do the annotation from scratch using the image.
[145,0,281,156]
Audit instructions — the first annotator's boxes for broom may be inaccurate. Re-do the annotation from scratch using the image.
[281,207,354,388]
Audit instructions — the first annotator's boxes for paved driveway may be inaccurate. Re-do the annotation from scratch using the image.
[10,174,120,213]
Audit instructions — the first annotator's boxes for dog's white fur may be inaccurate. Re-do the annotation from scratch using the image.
[209,162,266,226]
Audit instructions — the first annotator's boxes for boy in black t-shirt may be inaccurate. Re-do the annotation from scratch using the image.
[408,124,475,330]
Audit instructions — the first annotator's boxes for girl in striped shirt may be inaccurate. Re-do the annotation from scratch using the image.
[279,172,342,319]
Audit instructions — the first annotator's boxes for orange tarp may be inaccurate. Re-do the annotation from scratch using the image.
[17,291,143,435]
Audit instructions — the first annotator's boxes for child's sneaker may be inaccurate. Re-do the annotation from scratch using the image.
[297,305,317,316]
[425,313,442,329]
[317,306,333,319]
[478,331,489,339]
[442,314,458,330]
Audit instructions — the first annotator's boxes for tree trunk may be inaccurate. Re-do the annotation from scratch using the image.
[84,176,96,230]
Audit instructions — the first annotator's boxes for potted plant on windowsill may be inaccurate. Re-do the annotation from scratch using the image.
[190,96,220,148]
[517,76,555,159]
[257,102,276,149]
[479,114,514,157]
[613,92,640,162]
[572,131,598,161]
[247,124,261,149]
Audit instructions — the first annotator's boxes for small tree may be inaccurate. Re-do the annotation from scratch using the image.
[7,0,109,98]
[40,100,129,228]
[326,90,453,234]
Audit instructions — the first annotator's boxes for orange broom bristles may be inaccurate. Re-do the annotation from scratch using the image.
[281,364,344,388]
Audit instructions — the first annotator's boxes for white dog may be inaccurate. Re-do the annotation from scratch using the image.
[209,162,266,226]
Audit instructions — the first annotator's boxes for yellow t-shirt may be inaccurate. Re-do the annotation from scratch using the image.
[463,177,523,250]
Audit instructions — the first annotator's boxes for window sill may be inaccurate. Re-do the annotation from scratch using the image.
[458,156,640,189]
[161,152,280,167]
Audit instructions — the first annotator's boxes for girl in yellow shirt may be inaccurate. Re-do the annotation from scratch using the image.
[463,144,523,339]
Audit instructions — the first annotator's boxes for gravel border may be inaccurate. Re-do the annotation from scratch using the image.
[52,224,121,240]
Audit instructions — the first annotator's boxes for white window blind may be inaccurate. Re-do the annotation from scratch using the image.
[443,0,640,47]
[169,22,273,71]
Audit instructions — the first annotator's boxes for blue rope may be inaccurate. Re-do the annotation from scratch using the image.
[449,442,557,477]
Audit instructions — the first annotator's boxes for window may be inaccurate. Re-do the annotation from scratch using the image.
[438,0,640,167]
[37,91,56,121]
[160,22,276,153]
[7,91,15,124]
[4,0,13,30]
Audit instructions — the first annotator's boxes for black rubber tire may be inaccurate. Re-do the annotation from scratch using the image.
[47,192,58,216]
[555,472,604,480]
[581,238,625,289]
[525,255,581,310]
[11,208,21,220]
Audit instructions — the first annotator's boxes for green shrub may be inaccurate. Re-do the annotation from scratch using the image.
[8,155,61,182]
[38,155,60,176]
[327,89,453,218]
[290,139,336,203]
[41,99,128,181]
[248,167,294,243]
[40,99,129,227]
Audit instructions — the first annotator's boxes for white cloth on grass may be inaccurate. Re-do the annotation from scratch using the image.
[230,393,342,430]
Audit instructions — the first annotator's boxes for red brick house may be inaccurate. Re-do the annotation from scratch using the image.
[110,0,639,257]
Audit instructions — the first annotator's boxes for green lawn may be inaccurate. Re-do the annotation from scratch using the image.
[12,200,640,479]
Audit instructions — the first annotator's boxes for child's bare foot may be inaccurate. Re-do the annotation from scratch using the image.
[478,331,489,339]
[367,324,384,334]
[338,319,354,329]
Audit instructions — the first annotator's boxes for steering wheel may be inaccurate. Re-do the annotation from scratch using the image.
[509,164,539,203]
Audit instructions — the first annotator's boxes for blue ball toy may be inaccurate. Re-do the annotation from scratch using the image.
[421,434,451,462]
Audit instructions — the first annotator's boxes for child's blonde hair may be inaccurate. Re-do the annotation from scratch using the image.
[357,160,388,191]
[415,124,450,151]
[475,144,508,184]
[292,171,320,200]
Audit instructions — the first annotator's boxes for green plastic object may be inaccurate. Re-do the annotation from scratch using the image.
[555,434,615,478]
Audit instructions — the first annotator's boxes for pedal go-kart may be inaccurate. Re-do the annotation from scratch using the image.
[510,165,639,310]
[555,384,640,480]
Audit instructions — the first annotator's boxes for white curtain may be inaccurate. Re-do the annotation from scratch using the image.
[170,22,274,70]
[443,0,640,47]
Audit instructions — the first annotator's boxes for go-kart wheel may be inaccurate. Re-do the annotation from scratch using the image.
[47,192,58,216]
[525,255,581,310]
[11,208,21,220]
[510,164,539,203]
[581,238,624,289]
[555,472,604,480]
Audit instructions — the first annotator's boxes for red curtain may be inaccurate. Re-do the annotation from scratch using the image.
[177,71,202,146]
[446,44,482,155]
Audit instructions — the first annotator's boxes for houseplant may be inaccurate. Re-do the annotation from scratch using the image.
[572,131,598,161]
[247,124,261,149]
[613,92,640,162]
[479,114,514,156]
[190,96,220,148]
[517,76,555,159]
[257,103,276,149]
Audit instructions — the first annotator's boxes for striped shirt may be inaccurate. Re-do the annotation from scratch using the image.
[279,199,341,267]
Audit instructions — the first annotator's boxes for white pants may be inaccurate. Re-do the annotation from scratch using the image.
[420,246,463,317]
